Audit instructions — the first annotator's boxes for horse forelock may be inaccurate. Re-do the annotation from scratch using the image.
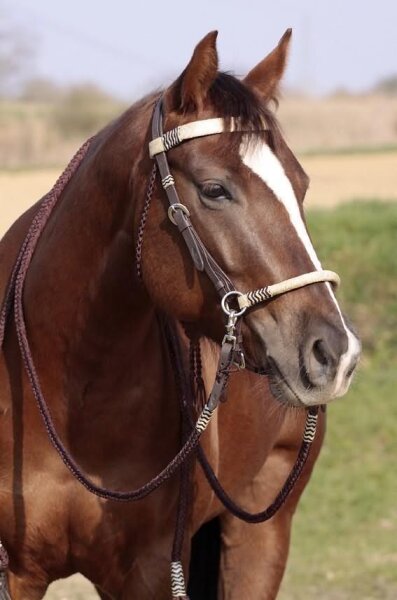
[207,72,279,132]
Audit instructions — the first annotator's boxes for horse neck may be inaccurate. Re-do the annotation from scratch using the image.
[23,96,177,422]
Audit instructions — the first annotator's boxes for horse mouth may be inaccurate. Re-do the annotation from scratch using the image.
[265,356,306,408]
[241,328,306,407]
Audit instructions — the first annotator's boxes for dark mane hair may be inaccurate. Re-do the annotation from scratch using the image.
[102,71,280,157]
[167,69,281,148]
[208,72,279,133]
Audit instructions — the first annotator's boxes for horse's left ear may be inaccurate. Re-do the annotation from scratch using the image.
[244,29,292,100]
[165,31,219,114]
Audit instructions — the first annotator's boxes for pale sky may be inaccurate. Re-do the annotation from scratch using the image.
[5,0,397,100]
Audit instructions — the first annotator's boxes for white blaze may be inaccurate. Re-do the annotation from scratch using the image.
[239,139,359,396]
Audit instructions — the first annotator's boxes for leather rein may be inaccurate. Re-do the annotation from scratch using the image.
[0,98,339,598]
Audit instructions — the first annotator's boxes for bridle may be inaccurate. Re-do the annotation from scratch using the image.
[147,96,339,372]
[0,97,339,599]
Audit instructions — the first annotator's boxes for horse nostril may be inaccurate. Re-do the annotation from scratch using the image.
[302,321,359,392]
[304,335,339,388]
[312,339,329,367]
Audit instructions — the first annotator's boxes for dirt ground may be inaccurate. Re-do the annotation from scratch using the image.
[1,151,396,238]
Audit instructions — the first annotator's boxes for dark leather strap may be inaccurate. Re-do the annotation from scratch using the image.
[151,99,234,298]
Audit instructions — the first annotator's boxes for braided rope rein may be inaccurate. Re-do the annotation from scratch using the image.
[0,140,92,577]
[196,408,318,523]
[190,337,320,514]
[135,162,157,281]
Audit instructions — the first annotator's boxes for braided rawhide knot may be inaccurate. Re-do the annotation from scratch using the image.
[171,561,188,598]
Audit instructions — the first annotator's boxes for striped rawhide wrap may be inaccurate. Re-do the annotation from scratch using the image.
[303,410,318,443]
[195,405,215,434]
[162,127,182,152]
[161,174,175,189]
[245,286,272,306]
[238,270,341,310]
[171,561,188,598]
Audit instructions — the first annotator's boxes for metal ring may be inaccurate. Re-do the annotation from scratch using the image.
[221,291,247,318]
[168,203,190,225]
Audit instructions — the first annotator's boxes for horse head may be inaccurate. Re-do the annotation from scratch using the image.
[139,30,360,407]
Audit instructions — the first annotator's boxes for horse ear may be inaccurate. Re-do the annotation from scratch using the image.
[244,29,292,100]
[165,31,219,114]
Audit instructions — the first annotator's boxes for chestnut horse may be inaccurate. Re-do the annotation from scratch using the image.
[0,30,360,599]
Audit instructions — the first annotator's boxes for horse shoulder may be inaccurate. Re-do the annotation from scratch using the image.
[0,201,41,304]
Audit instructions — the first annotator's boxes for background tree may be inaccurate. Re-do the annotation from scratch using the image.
[0,6,34,97]
[374,74,397,95]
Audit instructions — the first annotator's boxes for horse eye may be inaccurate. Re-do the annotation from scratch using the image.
[200,182,231,200]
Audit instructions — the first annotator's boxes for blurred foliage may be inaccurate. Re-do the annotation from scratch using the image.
[20,77,63,103]
[374,74,397,95]
[0,6,34,96]
[51,83,124,138]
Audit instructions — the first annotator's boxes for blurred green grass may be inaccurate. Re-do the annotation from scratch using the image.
[280,201,397,599]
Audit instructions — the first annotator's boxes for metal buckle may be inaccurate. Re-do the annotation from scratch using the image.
[222,310,237,348]
[221,291,246,318]
[222,333,237,348]
[221,301,247,370]
[168,203,190,225]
